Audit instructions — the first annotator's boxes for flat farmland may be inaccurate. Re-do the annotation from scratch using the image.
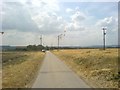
[2,51,45,88]
[0,52,2,89]
[53,48,119,88]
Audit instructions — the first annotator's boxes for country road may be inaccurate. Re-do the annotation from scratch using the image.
[32,51,90,88]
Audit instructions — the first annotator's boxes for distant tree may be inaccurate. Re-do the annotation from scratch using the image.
[45,46,49,50]
[26,45,45,51]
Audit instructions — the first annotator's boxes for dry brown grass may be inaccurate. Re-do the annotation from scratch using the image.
[2,51,45,88]
[53,48,119,88]
[0,70,1,89]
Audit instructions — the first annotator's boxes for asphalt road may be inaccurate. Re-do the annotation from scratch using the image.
[32,51,90,88]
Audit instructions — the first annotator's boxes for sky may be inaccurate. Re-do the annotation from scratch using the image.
[1,0,119,46]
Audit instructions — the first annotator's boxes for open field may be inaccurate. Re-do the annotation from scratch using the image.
[2,51,45,88]
[53,48,119,88]
[0,70,1,89]
[0,52,1,89]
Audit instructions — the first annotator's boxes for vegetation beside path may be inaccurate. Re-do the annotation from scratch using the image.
[2,51,45,88]
[53,49,119,88]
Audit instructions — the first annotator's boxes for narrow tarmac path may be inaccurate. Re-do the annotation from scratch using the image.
[32,51,90,88]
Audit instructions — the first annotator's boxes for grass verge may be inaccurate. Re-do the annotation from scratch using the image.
[53,49,119,88]
[2,51,45,88]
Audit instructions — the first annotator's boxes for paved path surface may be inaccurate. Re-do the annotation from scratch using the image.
[32,51,90,88]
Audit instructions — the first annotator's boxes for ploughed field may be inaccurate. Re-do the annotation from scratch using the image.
[53,48,119,88]
[2,51,45,88]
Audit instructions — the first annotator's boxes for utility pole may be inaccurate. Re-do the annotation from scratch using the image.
[40,35,42,46]
[102,27,107,50]
[57,34,62,50]
[58,35,60,50]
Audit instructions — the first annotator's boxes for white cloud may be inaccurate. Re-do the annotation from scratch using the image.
[96,16,118,32]
[66,22,85,31]
[66,8,74,13]
[60,27,102,46]
[2,30,40,45]
[65,7,86,31]
[2,0,66,46]
[96,17,113,26]
[25,0,60,16]
[2,1,118,46]
[26,0,64,35]
[75,6,80,11]
[71,11,86,23]
[32,12,66,34]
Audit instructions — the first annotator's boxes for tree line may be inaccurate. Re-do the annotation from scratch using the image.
[15,45,47,51]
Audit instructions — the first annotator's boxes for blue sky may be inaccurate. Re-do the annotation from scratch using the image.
[1,0,118,46]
